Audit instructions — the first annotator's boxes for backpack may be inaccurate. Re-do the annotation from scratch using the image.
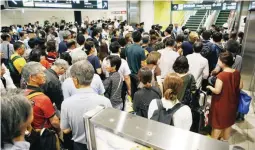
[200,41,214,59]
[25,90,61,150]
[150,99,184,126]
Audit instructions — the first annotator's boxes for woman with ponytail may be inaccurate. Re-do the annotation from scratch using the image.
[148,73,192,130]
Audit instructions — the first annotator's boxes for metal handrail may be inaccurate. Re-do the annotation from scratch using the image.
[227,10,236,32]
[197,10,210,31]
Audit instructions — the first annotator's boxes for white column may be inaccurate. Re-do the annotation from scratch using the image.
[140,0,154,33]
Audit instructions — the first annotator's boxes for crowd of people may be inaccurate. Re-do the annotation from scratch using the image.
[1,18,244,150]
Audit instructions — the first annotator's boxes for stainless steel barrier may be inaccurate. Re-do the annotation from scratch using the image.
[84,107,229,150]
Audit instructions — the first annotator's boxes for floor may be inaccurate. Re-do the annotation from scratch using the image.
[228,91,255,150]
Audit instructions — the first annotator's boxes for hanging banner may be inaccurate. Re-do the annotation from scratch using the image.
[171,2,237,11]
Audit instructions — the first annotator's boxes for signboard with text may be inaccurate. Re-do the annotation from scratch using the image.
[8,0,108,9]
[171,2,237,11]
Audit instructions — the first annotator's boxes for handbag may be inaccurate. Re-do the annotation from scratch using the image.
[238,90,252,114]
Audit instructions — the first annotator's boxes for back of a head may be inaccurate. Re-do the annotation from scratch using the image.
[193,42,203,53]
[71,50,87,64]
[1,89,32,146]
[142,36,150,44]
[70,60,94,86]
[118,38,127,47]
[92,29,100,38]
[212,32,222,42]
[189,32,199,43]
[53,58,69,69]
[163,73,183,100]
[14,41,24,51]
[60,25,65,30]
[110,41,121,54]
[76,34,85,45]
[146,51,161,65]
[173,56,189,74]
[219,51,235,67]
[202,30,211,40]
[84,41,95,55]
[176,34,184,43]
[165,37,175,47]
[22,62,44,83]
[28,38,36,49]
[225,39,239,54]
[81,27,87,34]
[46,40,56,52]
[132,31,142,43]
[165,27,172,35]
[106,55,122,71]
[19,31,25,38]
[66,40,76,49]
[138,67,152,85]
[230,31,237,40]
[63,30,71,40]
[59,53,72,66]
[29,49,42,62]
[1,33,10,41]
[223,33,229,41]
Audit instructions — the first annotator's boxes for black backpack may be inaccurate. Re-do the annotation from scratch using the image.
[150,99,184,126]
[200,41,214,59]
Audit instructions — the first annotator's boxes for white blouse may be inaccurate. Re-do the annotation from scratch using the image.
[148,98,192,131]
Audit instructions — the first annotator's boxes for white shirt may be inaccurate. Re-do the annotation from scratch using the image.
[158,47,179,78]
[101,53,131,80]
[114,21,119,29]
[62,74,105,99]
[0,64,16,92]
[187,53,209,88]
[148,98,192,131]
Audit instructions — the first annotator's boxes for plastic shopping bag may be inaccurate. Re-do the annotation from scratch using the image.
[238,90,252,114]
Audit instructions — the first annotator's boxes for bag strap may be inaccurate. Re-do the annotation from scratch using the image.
[11,56,21,62]
[111,76,122,98]
[170,103,184,114]
[156,99,163,110]
[7,44,10,60]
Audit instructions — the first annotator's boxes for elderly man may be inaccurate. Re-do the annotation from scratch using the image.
[61,60,112,150]
[62,50,105,99]
[22,62,60,135]
[41,59,69,110]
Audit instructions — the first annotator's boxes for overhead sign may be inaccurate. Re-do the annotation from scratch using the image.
[171,2,237,11]
[111,11,126,14]
[8,0,108,9]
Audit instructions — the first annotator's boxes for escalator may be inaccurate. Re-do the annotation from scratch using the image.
[185,10,207,31]
[215,10,231,27]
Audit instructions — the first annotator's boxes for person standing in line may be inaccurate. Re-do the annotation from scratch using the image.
[58,30,71,54]
[61,60,112,150]
[182,32,199,56]
[207,51,242,141]
[125,31,146,98]
[0,33,15,66]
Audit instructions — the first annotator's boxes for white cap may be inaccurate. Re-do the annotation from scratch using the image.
[223,23,228,28]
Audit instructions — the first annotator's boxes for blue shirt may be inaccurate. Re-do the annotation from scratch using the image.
[87,55,101,73]
[58,41,68,54]
[182,41,194,56]
[61,88,112,144]
[125,43,146,74]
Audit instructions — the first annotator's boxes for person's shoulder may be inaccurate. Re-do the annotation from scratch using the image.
[177,104,191,113]
[92,94,111,103]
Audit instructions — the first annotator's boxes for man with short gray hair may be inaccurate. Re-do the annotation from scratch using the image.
[41,59,69,110]
[58,30,71,54]
[61,60,112,150]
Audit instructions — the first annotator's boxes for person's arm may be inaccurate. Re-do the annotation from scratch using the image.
[49,115,60,133]
[103,77,111,94]
[140,49,147,67]
[207,78,223,94]
[60,103,71,134]
[124,75,131,96]
[240,80,243,89]
[203,60,209,79]
[5,74,16,89]
[211,59,221,76]
[132,92,140,112]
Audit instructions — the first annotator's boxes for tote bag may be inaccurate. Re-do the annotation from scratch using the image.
[238,90,252,114]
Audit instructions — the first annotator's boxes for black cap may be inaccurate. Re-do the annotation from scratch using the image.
[140,22,144,25]
[165,27,172,34]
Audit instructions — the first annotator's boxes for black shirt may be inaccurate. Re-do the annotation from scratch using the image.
[133,86,162,118]
[41,69,63,110]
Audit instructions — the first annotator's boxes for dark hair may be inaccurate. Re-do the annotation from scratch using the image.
[118,38,127,47]
[193,42,203,53]
[149,29,156,35]
[76,34,85,45]
[38,30,46,39]
[52,31,58,37]
[14,42,24,51]
[238,31,244,39]
[230,31,237,40]
[138,67,152,84]
[225,39,239,54]
[19,31,25,37]
[60,25,65,30]
[212,32,222,42]
[66,40,76,49]
[111,37,118,43]
[84,41,95,55]
[219,51,234,67]
[29,49,42,62]
[112,29,119,37]
[223,33,229,41]
[142,36,149,44]
[92,29,100,38]
[28,38,36,49]
[132,31,142,43]
[110,41,121,54]
[1,33,10,41]
[46,40,56,52]
[173,56,189,74]
[106,55,121,71]
[176,34,184,43]
[165,38,175,47]
[60,52,72,66]
[202,30,211,40]
[98,43,109,61]
[165,27,172,34]
[182,26,187,31]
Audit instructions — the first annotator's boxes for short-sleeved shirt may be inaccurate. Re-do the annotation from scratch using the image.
[25,88,55,129]
[125,43,146,75]
[0,41,15,59]
[11,53,27,74]
[58,41,68,54]
[87,55,101,73]
[61,88,112,144]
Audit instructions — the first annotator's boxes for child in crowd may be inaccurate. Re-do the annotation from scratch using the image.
[103,55,123,110]
[133,67,162,118]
